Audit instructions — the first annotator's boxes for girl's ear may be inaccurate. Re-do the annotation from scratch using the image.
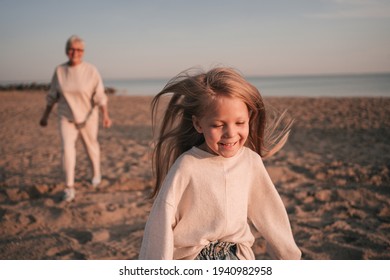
[192,115,203,133]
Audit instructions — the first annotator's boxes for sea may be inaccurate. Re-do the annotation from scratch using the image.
[103,73,390,97]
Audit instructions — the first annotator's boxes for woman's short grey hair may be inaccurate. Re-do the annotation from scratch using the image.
[65,35,85,53]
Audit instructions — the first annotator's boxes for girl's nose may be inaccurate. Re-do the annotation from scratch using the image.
[223,125,236,138]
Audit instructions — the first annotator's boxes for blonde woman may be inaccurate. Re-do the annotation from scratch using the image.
[40,35,112,202]
[139,67,301,260]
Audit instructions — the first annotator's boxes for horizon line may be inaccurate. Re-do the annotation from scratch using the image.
[1,71,390,84]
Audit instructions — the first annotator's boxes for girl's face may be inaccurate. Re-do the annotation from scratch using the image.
[67,41,84,66]
[192,96,249,158]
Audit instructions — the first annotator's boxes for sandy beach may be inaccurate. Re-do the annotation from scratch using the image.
[0,91,389,260]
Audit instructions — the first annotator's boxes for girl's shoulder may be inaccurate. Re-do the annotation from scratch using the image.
[241,146,260,157]
[171,147,216,171]
[174,147,203,165]
[169,147,195,168]
[242,146,265,165]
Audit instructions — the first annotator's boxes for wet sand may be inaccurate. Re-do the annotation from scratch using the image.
[0,91,389,259]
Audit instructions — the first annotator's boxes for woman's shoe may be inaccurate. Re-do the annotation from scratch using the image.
[63,187,76,202]
[92,177,101,188]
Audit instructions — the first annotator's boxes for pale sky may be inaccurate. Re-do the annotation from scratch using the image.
[0,0,389,82]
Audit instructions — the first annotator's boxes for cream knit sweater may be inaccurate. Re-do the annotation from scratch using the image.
[139,146,301,260]
[47,62,107,123]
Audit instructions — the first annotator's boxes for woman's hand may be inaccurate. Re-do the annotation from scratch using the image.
[100,105,112,128]
[103,115,112,128]
[39,105,53,127]
[39,117,48,127]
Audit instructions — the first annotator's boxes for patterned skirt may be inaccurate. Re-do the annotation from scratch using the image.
[195,240,239,260]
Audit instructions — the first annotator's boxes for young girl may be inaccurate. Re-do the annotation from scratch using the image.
[139,67,301,260]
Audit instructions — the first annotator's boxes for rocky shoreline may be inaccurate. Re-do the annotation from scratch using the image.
[0,83,116,94]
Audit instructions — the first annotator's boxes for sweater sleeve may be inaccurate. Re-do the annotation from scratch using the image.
[46,69,60,106]
[248,156,301,260]
[138,198,175,259]
[139,155,192,260]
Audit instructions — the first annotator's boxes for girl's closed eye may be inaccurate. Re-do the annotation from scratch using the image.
[211,123,224,128]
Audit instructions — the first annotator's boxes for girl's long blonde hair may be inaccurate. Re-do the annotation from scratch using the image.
[151,67,292,198]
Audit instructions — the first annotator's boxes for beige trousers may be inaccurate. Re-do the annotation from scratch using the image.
[59,109,100,187]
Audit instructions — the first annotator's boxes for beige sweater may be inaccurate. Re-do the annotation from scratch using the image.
[47,62,107,123]
[139,146,301,260]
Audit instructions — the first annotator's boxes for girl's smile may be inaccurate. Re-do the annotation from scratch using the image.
[218,141,237,149]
